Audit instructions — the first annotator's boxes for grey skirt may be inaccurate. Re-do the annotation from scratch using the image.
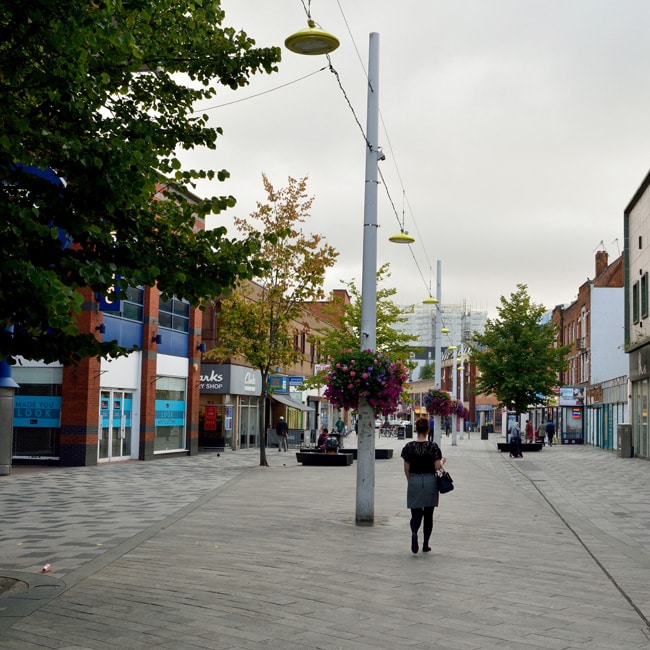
[407,473,439,509]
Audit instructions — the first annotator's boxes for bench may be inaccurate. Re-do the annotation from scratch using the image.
[299,448,393,460]
[340,448,394,460]
[497,442,543,453]
[295,452,353,466]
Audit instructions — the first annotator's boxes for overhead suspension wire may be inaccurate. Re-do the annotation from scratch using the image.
[193,66,329,112]
[300,0,312,20]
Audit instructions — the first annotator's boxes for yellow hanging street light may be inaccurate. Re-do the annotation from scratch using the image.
[441,327,450,334]
[422,296,438,304]
[285,20,340,55]
[388,229,415,244]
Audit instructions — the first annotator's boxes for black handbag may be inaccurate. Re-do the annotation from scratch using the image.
[436,469,454,494]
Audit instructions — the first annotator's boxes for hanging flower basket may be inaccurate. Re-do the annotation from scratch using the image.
[452,400,465,416]
[324,349,409,416]
[423,389,454,417]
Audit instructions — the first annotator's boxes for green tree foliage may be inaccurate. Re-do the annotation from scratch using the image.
[0,0,280,363]
[306,263,417,391]
[419,362,435,380]
[471,284,570,415]
[208,175,338,466]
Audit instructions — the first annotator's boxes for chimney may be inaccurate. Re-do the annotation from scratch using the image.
[595,250,608,277]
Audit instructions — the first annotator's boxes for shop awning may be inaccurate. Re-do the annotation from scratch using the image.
[271,394,314,412]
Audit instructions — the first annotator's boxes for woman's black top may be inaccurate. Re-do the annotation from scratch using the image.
[400,440,442,474]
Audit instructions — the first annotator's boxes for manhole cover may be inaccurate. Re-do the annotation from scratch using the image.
[0,577,28,599]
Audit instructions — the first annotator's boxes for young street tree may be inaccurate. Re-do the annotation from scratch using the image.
[207,175,338,467]
[0,1,280,363]
[419,362,435,381]
[471,284,570,415]
[305,263,417,391]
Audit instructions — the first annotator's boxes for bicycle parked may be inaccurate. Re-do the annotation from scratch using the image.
[379,425,397,437]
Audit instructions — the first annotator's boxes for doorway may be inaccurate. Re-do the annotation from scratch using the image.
[99,390,134,461]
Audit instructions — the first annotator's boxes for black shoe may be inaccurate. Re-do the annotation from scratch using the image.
[423,545,431,552]
[411,535,419,554]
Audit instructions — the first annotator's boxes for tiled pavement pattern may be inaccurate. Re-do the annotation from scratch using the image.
[1,435,650,649]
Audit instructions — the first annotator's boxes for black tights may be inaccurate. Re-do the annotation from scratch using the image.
[410,506,434,546]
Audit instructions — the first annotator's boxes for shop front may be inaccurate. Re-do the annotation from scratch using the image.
[199,363,262,450]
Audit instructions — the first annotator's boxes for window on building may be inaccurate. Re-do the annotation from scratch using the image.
[154,376,186,453]
[642,273,649,319]
[159,297,190,332]
[122,286,144,322]
[633,281,640,323]
[99,284,144,322]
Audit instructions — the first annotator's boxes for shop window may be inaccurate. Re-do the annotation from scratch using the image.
[12,381,62,458]
[159,297,190,332]
[154,376,186,453]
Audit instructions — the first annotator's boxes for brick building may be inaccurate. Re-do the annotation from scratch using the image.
[11,189,205,466]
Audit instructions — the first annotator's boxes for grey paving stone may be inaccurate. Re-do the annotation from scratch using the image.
[2,440,650,648]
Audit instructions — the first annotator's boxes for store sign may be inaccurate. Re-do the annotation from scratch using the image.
[559,386,585,407]
[204,405,218,430]
[269,375,288,393]
[155,399,185,427]
[14,396,62,428]
[200,364,262,396]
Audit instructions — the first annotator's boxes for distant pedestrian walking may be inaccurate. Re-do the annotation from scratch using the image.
[509,421,523,458]
[525,419,533,443]
[276,416,288,452]
[428,416,435,443]
[401,418,446,554]
[444,416,451,437]
[545,420,556,447]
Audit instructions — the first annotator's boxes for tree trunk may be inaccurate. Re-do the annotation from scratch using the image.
[259,392,268,467]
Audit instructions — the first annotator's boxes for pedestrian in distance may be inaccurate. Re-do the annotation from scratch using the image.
[509,421,523,458]
[335,417,345,435]
[525,419,533,443]
[444,416,451,437]
[428,415,435,443]
[545,419,556,447]
[401,417,446,554]
[316,426,329,452]
[276,416,288,452]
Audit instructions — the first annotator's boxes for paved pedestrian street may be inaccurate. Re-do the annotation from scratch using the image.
[1,435,650,649]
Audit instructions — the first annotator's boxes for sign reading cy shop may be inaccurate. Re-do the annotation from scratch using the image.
[14,396,62,428]
[200,364,261,396]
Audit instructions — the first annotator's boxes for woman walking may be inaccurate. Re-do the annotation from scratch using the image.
[401,417,446,554]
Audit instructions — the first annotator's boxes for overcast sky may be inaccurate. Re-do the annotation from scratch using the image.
[181,0,650,317]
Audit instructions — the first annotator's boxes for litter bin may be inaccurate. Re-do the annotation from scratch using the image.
[404,424,413,438]
[617,423,633,458]
[397,426,405,440]
[480,425,489,440]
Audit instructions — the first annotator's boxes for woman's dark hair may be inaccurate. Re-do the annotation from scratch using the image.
[415,417,429,435]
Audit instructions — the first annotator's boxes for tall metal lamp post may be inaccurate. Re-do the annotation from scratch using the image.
[286,22,383,524]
